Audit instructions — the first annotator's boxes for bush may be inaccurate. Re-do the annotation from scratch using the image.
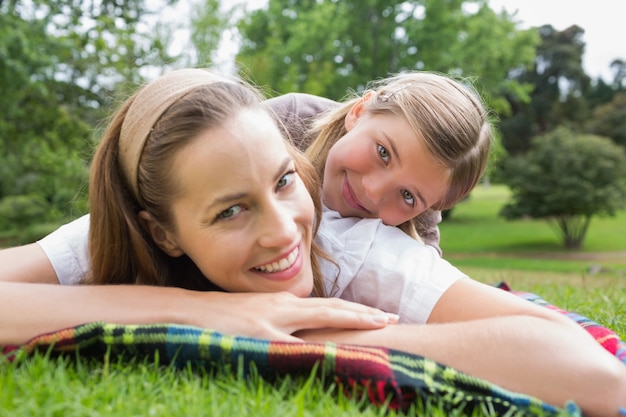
[0,194,49,233]
[499,127,626,249]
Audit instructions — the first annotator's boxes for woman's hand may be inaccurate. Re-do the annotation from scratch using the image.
[184,291,399,342]
[0,282,397,346]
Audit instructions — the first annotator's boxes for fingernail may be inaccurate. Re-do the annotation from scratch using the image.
[372,315,390,324]
[385,313,400,323]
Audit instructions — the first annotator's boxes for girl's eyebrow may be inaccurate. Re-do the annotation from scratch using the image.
[384,133,428,208]
[383,133,402,166]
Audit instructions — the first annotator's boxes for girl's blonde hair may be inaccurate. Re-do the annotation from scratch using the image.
[306,71,493,239]
[87,72,328,296]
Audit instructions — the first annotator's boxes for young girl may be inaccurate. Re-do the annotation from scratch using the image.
[268,72,492,251]
[0,69,624,415]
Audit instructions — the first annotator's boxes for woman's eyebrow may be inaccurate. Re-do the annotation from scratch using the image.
[204,156,293,211]
[273,157,292,182]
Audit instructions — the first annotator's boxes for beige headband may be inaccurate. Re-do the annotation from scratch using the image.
[119,68,230,202]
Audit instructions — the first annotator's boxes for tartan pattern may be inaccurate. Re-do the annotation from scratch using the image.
[4,284,626,415]
[518,292,626,364]
[496,282,626,365]
[5,321,575,416]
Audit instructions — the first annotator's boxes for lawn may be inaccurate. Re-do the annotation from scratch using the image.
[440,184,626,274]
[1,185,624,416]
[440,184,625,338]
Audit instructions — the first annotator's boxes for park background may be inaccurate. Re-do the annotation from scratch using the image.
[1,0,625,415]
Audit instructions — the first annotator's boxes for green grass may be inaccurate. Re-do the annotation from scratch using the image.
[439,184,626,341]
[440,185,626,274]
[0,353,503,417]
[1,184,624,416]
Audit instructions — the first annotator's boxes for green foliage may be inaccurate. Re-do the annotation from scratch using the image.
[0,0,178,233]
[0,195,49,232]
[236,0,538,117]
[188,0,233,67]
[499,128,626,249]
[500,25,592,155]
[585,91,626,147]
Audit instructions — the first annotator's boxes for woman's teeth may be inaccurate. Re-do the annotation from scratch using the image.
[255,247,299,273]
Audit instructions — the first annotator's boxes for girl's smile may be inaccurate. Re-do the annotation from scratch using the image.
[324,110,449,226]
[341,176,370,213]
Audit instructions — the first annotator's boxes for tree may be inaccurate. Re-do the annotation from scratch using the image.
[499,25,591,155]
[186,0,233,68]
[499,127,626,249]
[236,0,538,117]
[585,92,626,148]
[0,0,178,232]
[610,58,626,90]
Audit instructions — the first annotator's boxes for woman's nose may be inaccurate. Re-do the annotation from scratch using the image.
[257,201,298,248]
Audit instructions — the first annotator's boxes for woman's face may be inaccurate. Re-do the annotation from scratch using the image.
[322,107,449,226]
[159,109,315,297]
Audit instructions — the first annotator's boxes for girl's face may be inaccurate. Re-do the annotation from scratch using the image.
[156,109,315,297]
[323,104,449,226]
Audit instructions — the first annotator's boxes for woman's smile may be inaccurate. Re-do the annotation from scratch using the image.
[252,244,303,281]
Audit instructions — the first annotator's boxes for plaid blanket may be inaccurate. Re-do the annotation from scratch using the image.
[4,321,576,416]
[497,282,626,365]
[4,285,625,416]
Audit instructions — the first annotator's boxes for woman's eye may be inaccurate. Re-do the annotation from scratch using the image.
[377,144,390,163]
[402,190,415,206]
[277,171,296,190]
[218,205,242,220]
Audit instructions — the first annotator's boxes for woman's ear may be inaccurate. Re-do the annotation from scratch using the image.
[138,211,184,257]
[344,90,375,131]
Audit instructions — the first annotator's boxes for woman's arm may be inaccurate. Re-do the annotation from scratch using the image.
[0,281,396,346]
[297,278,626,417]
[0,242,399,345]
[0,243,59,284]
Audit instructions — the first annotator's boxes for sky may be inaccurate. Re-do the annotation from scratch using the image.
[488,0,625,82]
[160,0,625,83]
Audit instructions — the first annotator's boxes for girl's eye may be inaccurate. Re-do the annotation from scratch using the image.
[402,189,415,207]
[377,144,390,163]
[277,171,296,190]
[217,205,243,220]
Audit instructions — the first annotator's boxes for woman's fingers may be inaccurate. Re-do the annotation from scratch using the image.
[208,292,396,341]
[270,294,398,334]
[297,298,399,329]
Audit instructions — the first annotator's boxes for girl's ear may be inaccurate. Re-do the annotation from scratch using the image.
[344,90,375,131]
[138,211,184,257]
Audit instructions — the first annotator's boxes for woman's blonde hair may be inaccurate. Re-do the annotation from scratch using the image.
[87,71,328,296]
[305,71,493,238]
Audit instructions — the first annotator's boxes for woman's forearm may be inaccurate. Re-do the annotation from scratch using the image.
[297,315,626,417]
[0,282,395,346]
[0,282,197,344]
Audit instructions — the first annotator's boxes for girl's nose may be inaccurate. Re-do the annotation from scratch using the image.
[362,174,388,206]
[257,201,298,248]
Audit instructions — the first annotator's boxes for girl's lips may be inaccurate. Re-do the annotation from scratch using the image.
[341,176,368,212]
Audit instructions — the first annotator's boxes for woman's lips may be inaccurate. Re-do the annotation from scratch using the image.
[251,244,304,282]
